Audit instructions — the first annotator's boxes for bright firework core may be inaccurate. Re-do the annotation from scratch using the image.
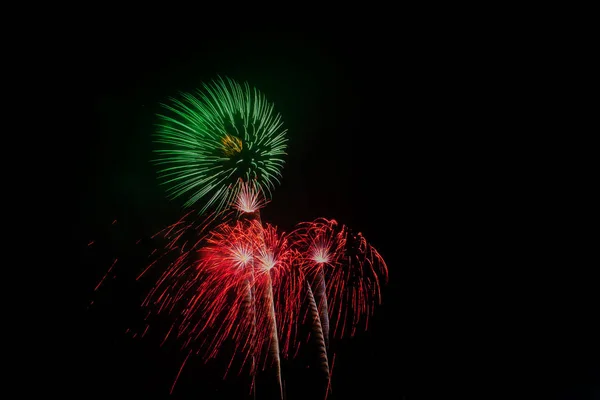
[234,180,267,214]
[311,246,330,264]
[216,115,279,185]
[221,134,243,157]
[258,250,277,271]
[230,243,253,268]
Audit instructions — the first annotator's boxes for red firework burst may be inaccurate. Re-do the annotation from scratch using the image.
[90,183,388,399]
[293,218,388,339]
[136,212,305,397]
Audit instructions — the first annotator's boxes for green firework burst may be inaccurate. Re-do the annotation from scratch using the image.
[154,77,288,215]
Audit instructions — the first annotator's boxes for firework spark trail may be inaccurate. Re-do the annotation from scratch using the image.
[235,181,300,399]
[195,219,303,399]
[292,219,344,348]
[291,218,344,390]
[185,222,258,359]
[243,277,258,399]
[289,218,388,400]
[305,282,330,380]
[170,349,192,395]
[252,221,303,399]
[233,184,283,397]
[154,77,287,216]
[264,270,283,399]
[235,192,264,398]
[94,258,118,291]
[313,270,330,350]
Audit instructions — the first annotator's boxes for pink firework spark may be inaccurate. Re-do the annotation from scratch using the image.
[232,179,269,215]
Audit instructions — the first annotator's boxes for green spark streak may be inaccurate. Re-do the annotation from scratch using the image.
[154,76,288,215]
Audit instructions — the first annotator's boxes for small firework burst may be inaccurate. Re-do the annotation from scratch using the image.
[233,179,269,215]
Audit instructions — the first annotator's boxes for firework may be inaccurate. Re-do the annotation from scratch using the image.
[330,226,388,338]
[93,98,389,396]
[233,178,269,215]
[291,218,342,389]
[153,77,288,215]
[295,218,388,338]
[294,218,345,348]
[291,218,388,397]
[135,210,303,398]
[91,212,387,399]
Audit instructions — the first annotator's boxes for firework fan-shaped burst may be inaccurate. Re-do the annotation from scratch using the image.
[139,216,304,392]
[329,225,388,338]
[293,218,344,348]
[233,178,269,215]
[154,77,288,215]
[294,218,388,339]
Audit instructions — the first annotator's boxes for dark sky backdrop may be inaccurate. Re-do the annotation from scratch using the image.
[64,30,599,399]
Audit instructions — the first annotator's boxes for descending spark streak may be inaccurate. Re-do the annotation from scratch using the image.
[252,218,304,399]
[235,180,295,399]
[306,283,330,380]
[254,223,282,399]
[308,270,330,353]
[94,258,118,291]
[291,218,342,390]
[264,270,283,399]
[293,219,342,348]
[236,195,263,398]
[243,278,258,399]
[170,349,192,395]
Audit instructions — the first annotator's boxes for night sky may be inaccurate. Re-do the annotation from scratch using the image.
[66,30,598,399]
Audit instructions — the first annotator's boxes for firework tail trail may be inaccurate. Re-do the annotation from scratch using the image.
[305,280,330,383]
[292,218,340,387]
[311,267,333,398]
[238,257,258,398]
[313,269,330,350]
[302,267,333,398]
[293,217,388,396]
[163,184,285,398]
[301,218,389,338]
[255,211,284,400]
[265,268,283,399]
[239,212,260,399]
[238,203,283,400]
